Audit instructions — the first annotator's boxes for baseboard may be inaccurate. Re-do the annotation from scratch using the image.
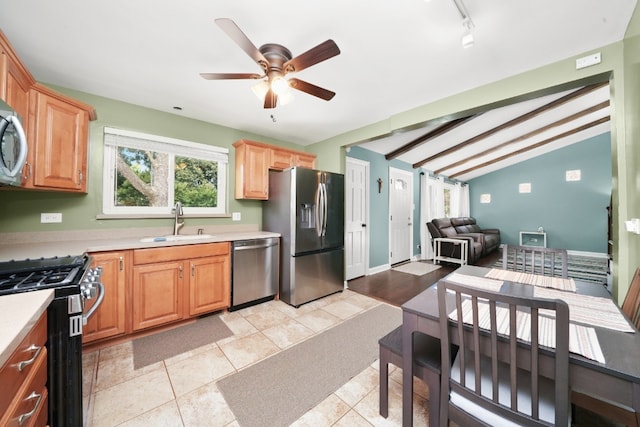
[566,250,608,258]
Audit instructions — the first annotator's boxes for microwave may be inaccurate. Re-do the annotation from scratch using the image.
[0,98,28,186]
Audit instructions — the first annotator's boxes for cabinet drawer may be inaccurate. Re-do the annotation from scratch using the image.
[0,346,47,427]
[134,242,229,264]
[0,312,47,416]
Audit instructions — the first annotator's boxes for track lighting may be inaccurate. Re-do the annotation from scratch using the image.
[452,0,475,48]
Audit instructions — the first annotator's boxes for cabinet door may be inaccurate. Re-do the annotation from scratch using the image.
[270,148,295,170]
[189,255,230,316]
[83,252,127,344]
[0,51,30,121]
[27,88,89,192]
[132,261,184,331]
[295,153,316,169]
[234,141,270,199]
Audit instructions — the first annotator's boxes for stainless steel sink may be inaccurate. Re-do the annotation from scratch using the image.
[139,234,214,243]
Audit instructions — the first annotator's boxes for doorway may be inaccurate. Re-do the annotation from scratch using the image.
[389,167,413,265]
[345,158,369,280]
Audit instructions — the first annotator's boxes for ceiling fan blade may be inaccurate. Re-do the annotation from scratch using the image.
[215,18,268,69]
[200,72,262,80]
[264,89,277,109]
[288,78,335,101]
[284,39,340,73]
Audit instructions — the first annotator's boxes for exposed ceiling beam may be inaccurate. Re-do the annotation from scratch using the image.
[449,116,610,179]
[384,114,477,160]
[434,100,610,176]
[412,81,608,169]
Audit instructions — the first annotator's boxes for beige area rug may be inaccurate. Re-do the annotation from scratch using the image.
[217,304,401,427]
[392,261,441,276]
[132,314,233,369]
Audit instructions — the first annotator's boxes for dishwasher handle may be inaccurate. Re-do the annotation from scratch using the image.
[233,241,279,251]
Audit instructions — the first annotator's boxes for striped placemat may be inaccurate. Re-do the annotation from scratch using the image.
[450,299,605,363]
[485,268,576,292]
[446,272,504,292]
[534,287,635,333]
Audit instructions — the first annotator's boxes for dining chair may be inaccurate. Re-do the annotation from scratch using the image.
[502,244,568,278]
[437,279,571,426]
[570,267,640,427]
[379,325,446,426]
[621,267,640,328]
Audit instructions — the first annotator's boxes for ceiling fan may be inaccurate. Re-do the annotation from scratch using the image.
[201,18,341,109]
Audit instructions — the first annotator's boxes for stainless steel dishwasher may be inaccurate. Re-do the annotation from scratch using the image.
[230,237,280,310]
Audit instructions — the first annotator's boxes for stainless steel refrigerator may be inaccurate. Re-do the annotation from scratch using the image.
[263,167,344,307]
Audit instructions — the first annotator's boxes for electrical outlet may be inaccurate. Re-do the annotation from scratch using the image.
[232,212,241,221]
[41,213,62,223]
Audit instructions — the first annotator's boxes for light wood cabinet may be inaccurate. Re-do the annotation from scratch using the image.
[233,139,316,199]
[233,139,271,200]
[189,252,230,316]
[0,30,96,193]
[24,84,94,192]
[0,31,33,122]
[131,243,230,331]
[83,251,128,344]
[0,311,48,427]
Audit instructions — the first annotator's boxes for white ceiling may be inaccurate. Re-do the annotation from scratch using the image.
[0,0,635,176]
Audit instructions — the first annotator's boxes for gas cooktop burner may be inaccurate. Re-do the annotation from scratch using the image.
[0,255,88,296]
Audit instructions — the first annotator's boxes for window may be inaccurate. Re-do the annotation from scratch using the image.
[103,127,228,216]
[443,186,452,217]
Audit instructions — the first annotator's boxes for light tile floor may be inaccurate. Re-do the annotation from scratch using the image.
[82,289,430,427]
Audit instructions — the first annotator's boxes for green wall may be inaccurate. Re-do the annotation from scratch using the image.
[469,133,612,253]
[0,86,306,233]
[346,146,421,268]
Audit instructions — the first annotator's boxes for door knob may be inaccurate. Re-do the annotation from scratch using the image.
[362,223,366,227]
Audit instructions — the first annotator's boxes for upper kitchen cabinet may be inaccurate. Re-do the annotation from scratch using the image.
[0,31,34,122]
[233,139,316,199]
[24,83,96,192]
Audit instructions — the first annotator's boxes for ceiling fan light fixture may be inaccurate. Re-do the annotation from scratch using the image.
[270,76,290,96]
[251,80,270,100]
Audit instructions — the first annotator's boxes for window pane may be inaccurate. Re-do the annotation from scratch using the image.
[115,147,169,207]
[444,188,451,217]
[175,156,219,208]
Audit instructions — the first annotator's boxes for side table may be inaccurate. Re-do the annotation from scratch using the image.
[433,237,468,266]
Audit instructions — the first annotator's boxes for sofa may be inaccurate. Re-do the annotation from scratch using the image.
[427,217,501,264]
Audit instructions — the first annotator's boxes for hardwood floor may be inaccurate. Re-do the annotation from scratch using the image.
[347,251,501,307]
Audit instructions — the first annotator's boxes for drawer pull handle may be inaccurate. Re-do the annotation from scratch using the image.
[18,391,43,425]
[18,345,42,372]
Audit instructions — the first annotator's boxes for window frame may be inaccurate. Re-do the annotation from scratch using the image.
[102,127,228,217]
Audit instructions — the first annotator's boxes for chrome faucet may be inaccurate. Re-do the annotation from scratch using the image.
[173,201,184,235]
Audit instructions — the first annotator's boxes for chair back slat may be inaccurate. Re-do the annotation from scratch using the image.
[622,268,640,328]
[502,244,568,278]
[437,279,570,427]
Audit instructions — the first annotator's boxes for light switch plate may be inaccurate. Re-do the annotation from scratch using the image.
[232,212,241,221]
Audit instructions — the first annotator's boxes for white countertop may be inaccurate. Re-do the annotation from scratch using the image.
[0,227,280,261]
[0,290,54,367]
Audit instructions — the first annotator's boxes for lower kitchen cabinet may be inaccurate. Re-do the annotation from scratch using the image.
[0,311,48,427]
[189,252,230,316]
[132,260,185,331]
[131,243,230,332]
[83,251,128,344]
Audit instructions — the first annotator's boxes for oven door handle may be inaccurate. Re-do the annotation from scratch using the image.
[83,281,105,325]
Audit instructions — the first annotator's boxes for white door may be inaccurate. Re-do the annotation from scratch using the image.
[389,167,413,265]
[345,158,368,280]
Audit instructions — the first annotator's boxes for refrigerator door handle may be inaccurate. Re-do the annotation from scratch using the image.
[315,182,323,237]
[321,183,328,237]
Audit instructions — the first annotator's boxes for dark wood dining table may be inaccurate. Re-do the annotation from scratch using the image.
[401,264,640,426]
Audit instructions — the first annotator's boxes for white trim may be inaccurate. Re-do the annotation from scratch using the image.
[368,263,390,275]
[104,126,228,155]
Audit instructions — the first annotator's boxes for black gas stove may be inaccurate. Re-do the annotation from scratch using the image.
[0,254,104,427]
[0,255,88,296]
